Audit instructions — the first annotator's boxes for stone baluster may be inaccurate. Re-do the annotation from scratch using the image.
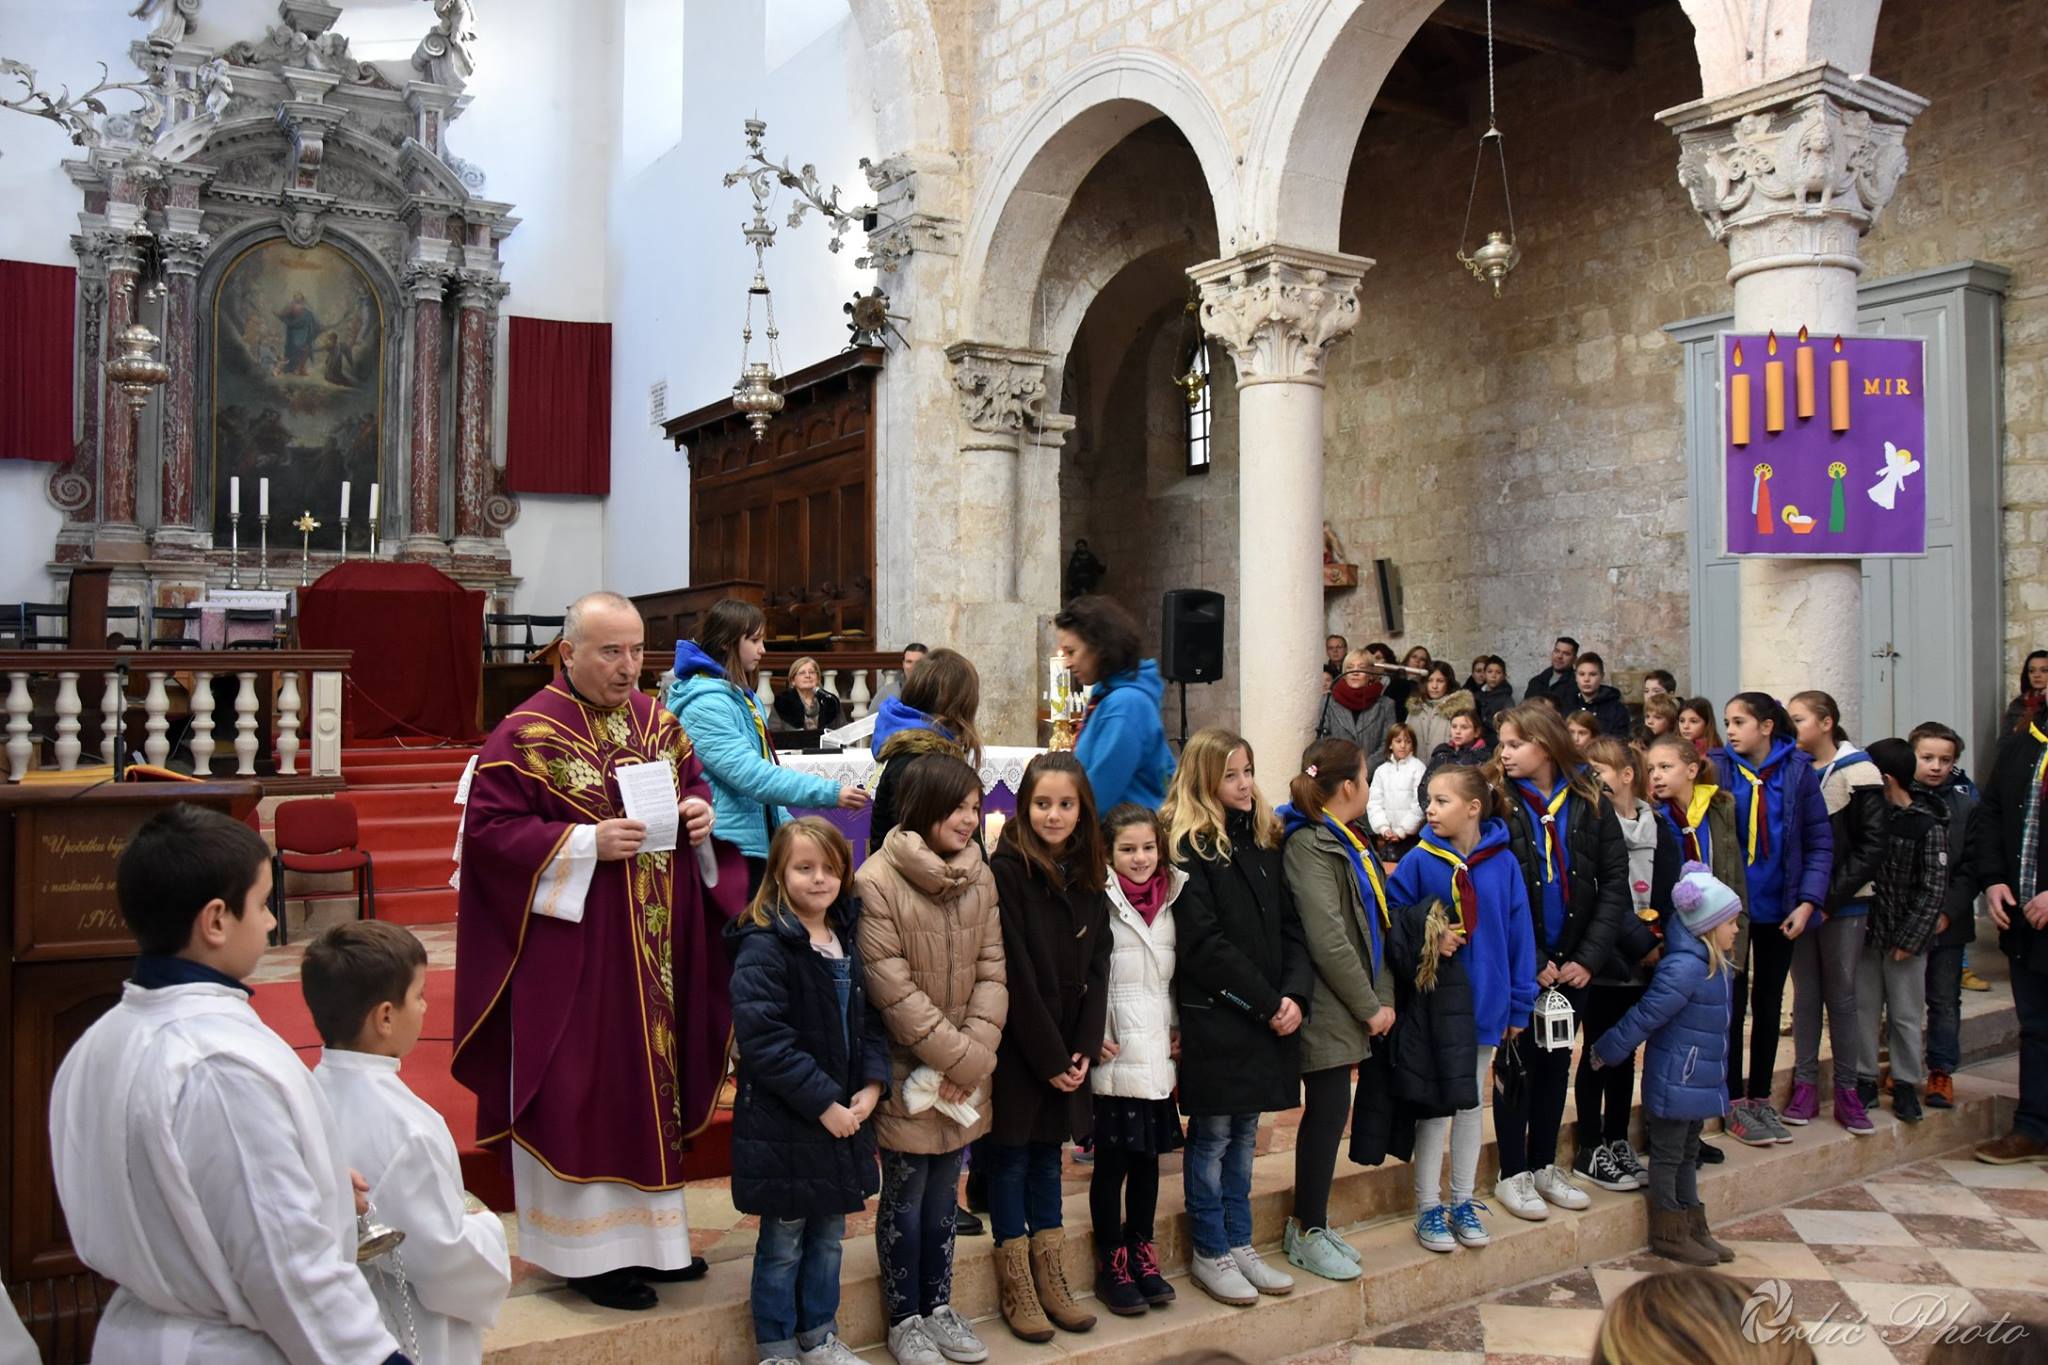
[276,671,303,776]
[189,671,216,775]
[143,671,170,767]
[756,669,775,715]
[234,672,260,775]
[5,672,31,781]
[53,672,82,770]
[311,669,343,777]
[849,670,872,720]
[101,671,123,764]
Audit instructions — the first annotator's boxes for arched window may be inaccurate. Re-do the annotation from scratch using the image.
[1182,331,1212,475]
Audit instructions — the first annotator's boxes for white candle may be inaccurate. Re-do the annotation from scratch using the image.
[258,477,269,516]
[229,476,239,514]
[340,480,351,520]
[368,482,380,522]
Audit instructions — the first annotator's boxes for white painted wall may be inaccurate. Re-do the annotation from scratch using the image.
[602,0,877,603]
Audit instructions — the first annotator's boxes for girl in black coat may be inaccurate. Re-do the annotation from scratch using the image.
[1491,704,1630,1220]
[987,753,1111,1338]
[727,818,890,1363]
[1163,728,1312,1304]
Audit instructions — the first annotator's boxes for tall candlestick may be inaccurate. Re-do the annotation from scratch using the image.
[228,510,242,588]
[1830,336,1850,432]
[1794,325,1815,419]
[257,513,271,590]
[259,476,270,516]
[229,475,240,515]
[1764,331,1785,433]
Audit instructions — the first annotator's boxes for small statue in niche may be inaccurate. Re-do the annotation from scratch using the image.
[1065,539,1106,600]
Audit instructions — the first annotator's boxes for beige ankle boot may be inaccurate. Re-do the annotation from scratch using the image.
[997,1237,1053,1343]
[1029,1228,1097,1333]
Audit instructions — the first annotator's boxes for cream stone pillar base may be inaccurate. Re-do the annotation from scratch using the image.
[1190,245,1370,794]
[1661,65,1924,729]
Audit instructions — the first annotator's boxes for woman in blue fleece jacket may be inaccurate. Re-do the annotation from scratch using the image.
[664,599,868,884]
[1054,596,1175,812]
[1707,692,1832,1131]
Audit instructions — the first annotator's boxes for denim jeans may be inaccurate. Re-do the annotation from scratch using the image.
[750,1212,845,1357]
[1183,1113,1259,1258]
[877,1148,963,1325]
[2009,951,2048,1144]
[1925,943,1964,1075]
[987,1140,1064,1244]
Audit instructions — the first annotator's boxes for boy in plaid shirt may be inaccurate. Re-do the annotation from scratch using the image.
[1859,738,1950,1124]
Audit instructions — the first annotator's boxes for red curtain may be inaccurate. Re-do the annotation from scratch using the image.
[0,259,77,462]
[505,315,611,495]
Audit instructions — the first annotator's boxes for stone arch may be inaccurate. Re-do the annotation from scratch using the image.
[1241,0,1442,251]
[847,0,952,152]
[959,49,1241,346]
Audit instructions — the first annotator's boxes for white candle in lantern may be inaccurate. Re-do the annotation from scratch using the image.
[229,476,240,514]
[368,482,380,522]
[340,480,351,520]
[258,477,269,516]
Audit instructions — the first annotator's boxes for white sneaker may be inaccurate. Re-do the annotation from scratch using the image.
[799,1337,864,1365]
[1229,1244,1294,1295]
[886,1316,945,1365]
[920,1307,989,1364]
[1190,1251,1258,1306]
[1493,1170,1549,1221]
[1534,1164,1592,1211]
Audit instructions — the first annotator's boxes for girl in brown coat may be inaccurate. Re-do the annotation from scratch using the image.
[854,754,1007,1365]
[987,754,1112,1341]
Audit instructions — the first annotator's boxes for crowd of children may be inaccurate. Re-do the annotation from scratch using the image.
[47,629,2040,1365]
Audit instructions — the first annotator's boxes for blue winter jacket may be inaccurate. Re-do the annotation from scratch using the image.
[665,641,841,859]
[1385,820,1538,1044]
[869,695,951,757]
[1074,660,1176,812]
[1708,737,1833,924]
[1592,912,1733,1121]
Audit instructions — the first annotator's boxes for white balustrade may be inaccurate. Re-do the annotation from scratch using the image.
[5,672,30,781]
[233,672,259,775]
[755,668,775,714]
[52,671,81,770]
[101,671,123,765]
[188,671,216,775]
[311,669,343,777]
[143,671,170,767]
[276,671,302,776]
[849,669,872,719]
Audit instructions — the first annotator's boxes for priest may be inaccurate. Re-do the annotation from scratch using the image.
[453,591,738,1311]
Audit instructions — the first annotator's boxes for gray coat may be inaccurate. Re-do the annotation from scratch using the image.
[1283,820,1396,1075]
[1315,692,1394,770]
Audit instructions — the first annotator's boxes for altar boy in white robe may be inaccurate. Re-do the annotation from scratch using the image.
[49,804,402,1364]
[305,921,510,1365]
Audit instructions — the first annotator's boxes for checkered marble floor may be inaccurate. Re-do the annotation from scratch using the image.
[1286,1140,2048,1365]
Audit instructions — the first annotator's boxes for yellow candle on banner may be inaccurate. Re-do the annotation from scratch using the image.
[1795,325,1815,419]
[1830,336,1850,432]
[1729,339,1751,447]
[1764,331,1785,433]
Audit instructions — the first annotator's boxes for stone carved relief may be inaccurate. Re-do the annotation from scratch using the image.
[278,205,324,247]
[223,23,393,89]
[1676,94,1911,242]
[413,0,477,89]
[1192,246,1366,386]
[946,343,1050,434]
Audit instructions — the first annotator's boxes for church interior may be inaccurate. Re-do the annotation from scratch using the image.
[2,0,2045,1359]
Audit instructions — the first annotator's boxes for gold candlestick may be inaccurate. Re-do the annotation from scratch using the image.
[294,512,321,588]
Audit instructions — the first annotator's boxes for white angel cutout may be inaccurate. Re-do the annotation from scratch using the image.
[1867,441,1921,511]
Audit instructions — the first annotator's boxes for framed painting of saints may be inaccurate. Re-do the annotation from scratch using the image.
[210,240,383,548]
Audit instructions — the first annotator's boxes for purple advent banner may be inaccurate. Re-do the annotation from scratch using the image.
[1722,331,1927,558]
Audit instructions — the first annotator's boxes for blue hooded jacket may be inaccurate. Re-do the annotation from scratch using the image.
[869,695,951,758]
[1386,820,1537,1044]
[1593,910,1733,1121]
[1709,736,1833,924]
[665,641,841,860]
[1074,660,1175,812]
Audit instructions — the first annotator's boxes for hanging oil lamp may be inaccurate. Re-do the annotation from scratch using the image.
[1171,292,1208,410]
[1455,0,1522,297]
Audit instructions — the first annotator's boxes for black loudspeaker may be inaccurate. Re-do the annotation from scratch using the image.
[1161,589,1226,684]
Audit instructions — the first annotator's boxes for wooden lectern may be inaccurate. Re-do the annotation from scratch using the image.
[2,780,262,1362]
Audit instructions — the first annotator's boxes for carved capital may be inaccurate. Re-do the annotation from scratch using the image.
[160,230,209,276]
[1188,244,1370,387]
[1660,65,1925,248]
[403,260,453,302]
[455,267,508,310]
[945,342,1052,435]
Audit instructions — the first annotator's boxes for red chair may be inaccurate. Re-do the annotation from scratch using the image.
[271,797,375,946]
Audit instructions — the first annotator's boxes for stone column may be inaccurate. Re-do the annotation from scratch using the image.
[450,266,505,555]
[400,257,451,558]
[97,199,145,546]
[49,237,109,553]
[1661,67,1925,727]
[1190,245,1369,793]
[155,165,213,550]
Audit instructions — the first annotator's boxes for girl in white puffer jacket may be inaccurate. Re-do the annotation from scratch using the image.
[1089,803,1188,1313]
[1367,724,1428,858]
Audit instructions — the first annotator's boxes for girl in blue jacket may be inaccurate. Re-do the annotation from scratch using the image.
[1387,764,1538,1255]
[1708,692,1832,1137]
[665,599,869,889]
[1591,862,1742,1267]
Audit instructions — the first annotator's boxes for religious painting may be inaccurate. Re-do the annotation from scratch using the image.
[1721,331,1928,558]
[211,240,383,547]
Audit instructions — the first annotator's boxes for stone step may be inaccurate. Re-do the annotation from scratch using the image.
[482,1042,2019,1365]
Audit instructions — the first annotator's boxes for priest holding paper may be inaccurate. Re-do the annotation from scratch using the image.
[453,591,737,1312]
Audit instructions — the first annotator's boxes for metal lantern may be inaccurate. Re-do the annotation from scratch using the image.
[1532,986,1576,1052]
[1460,230,1522,298]
[1454,0,1523,297]
[105,321,169,409]
[732,354,784,441]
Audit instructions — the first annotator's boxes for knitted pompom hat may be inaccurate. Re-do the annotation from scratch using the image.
[1671,860,1743,937]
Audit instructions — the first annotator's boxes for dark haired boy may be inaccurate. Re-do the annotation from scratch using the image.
[308,921,510,1365]
[1911,722,1978,1106]
[1862,738,1951,1124]
[49,803,402,1362]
